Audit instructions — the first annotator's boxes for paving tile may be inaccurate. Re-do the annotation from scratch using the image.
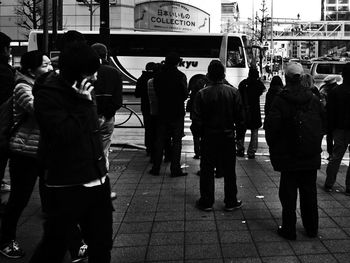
[323,240,350,253]
[246,219,278,230]
[188,259,224,263]
[114,233,150,247]
[185,231,219,244]
[331,216,350,227]
[256,241,294,257]
[261,256,299,263]
[122,212,155,222]
[298,254,338,263]
[318,227,349,239]
[333,253,350,263]
[185,220,217,232]
[243,209,274,219]
[289,240,328,255]
[217,219,248,231]
[219,230,252,243]
[155,211,185,221]
[111,246,147,263]
[224,258,262,263]
[118,221,153,234]
[152,220,184,232]
[149,232,184,246]
[250,229,284,242]
[185,244,222,260]
[221,243,259,258]
[146,245,183,261]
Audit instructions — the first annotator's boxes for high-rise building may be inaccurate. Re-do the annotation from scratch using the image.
[322,0,350,21]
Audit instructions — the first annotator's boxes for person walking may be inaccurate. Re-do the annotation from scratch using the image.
[149,52,188,177]
[324,62,350,195]
[29,42,113,263]
[193,60,245,211]
[135,62,157,156]
[236,66,266,159]
[91,43,123,200]
[319,75,338,159]
[264,62,325,240]
[0,32,15,208]
[0,50,52,259]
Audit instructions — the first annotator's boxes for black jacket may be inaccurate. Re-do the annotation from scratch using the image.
[264,87,326,172]
[135,70,154,114]
[94,61,123,120]
[154,65,188,120]
[0,55,15,105]
[327,81,350,131]
[192,81,245,139]
[33,71,107,186]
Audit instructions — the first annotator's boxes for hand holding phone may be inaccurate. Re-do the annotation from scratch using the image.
[72,77,94,101]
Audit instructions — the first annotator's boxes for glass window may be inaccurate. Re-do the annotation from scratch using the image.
[338,6,349,11]
[338,0,348,4]
[226,37,245,68]
[338,12,350,19]
[316,64,333,74]
[326,6,336,11]
[327,0,336,3]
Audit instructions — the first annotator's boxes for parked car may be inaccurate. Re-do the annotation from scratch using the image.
[309,60,345,88]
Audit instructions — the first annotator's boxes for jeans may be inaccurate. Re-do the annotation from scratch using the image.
[152,117,184,174]
[29,180,113,263]
[236,129,259,155]
[0,153,43,244]
[99,117,115,170]
[199,133,238,207]
[325,129,350,190]
[279,170,318,235]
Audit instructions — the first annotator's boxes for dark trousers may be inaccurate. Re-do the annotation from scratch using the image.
[29,180,113,263]
[152,117,184,174]
[143,113,151,154]
[0,153,43,244]
[0,151,9,203]
[279,170,318,234]
[326,132,333,156]
[199,133,238,206]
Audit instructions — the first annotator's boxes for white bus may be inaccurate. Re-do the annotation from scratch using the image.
[28,30,249,88]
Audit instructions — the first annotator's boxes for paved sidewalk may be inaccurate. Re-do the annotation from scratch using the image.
[1,143,350,262]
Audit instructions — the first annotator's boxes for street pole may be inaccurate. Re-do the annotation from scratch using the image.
[100,0,110,50]
[270,0,274,74]
[52,0,58,50]
[90,0,93,31]
[42,0,49,53]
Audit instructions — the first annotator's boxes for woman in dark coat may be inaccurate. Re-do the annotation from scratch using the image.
[237,66,266,159]
[264,75,284,117]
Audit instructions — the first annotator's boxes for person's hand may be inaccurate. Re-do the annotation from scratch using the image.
[72,77,94,101]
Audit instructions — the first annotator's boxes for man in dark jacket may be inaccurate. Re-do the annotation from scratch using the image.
[149,52,188,177]
[135,62,156,155]
[237,66,266,159]
[0,32,14,209]
[30,42,113,263]
[192,60,245,211]
[265,62,325,240]
[324,63,350,195]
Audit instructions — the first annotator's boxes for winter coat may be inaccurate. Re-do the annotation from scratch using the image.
[0,55,15,105]
[264,83,283,117]
[94,60,123,120]
[9,72,40,157]
[33,71,107,186]
[135,70,154,114]
[327,81,350,131]
[238,78,266,129]
[192,81,245,139]
[154,65,188,120]
[264,87,326,172]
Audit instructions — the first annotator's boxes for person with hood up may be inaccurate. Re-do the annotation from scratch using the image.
[264,62,326,240]
[264,75,284,118]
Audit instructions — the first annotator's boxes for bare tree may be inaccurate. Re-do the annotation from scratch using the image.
[14,0,43,32]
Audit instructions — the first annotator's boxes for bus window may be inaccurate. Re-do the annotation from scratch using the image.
[226,37,245,68]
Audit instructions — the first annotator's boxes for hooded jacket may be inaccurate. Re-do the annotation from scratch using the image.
[264,86,326,172]
[33,71,107,186]
[135,70,154,114]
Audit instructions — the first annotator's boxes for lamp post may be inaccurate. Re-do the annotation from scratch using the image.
[270,0,274,74]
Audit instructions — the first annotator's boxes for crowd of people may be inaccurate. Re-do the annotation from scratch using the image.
[0,29,349,262]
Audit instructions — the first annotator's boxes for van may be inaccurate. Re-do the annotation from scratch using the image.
[310,60,345,88]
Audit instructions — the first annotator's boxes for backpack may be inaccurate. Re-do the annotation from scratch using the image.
[289,97,323,158]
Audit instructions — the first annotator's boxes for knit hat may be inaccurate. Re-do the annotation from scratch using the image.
[285,62,303,78]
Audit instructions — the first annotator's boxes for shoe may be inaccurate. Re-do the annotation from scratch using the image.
[324,185,333,193]
[71,244,88,263]
[110,192,117,200]
[193,154,200,159]
[0,240,25,259]
[0,181,10,193]
[149,168,159,176]
[224,200,243,211]
[195,200,212,212]
[277,226,296,240]
[247,154,255,159]
[170,171,188,177]
[345,189,350,196]
[236,150,244,157]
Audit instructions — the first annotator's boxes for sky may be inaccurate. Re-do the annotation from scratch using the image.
[236,0,322,22]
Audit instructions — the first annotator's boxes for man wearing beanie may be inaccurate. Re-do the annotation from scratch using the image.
[30,42,113,263]
[265,62,325,240]
[192,60,245,211]
[149,52,188,177]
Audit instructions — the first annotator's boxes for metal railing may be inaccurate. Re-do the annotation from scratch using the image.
[114,101,144,128]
